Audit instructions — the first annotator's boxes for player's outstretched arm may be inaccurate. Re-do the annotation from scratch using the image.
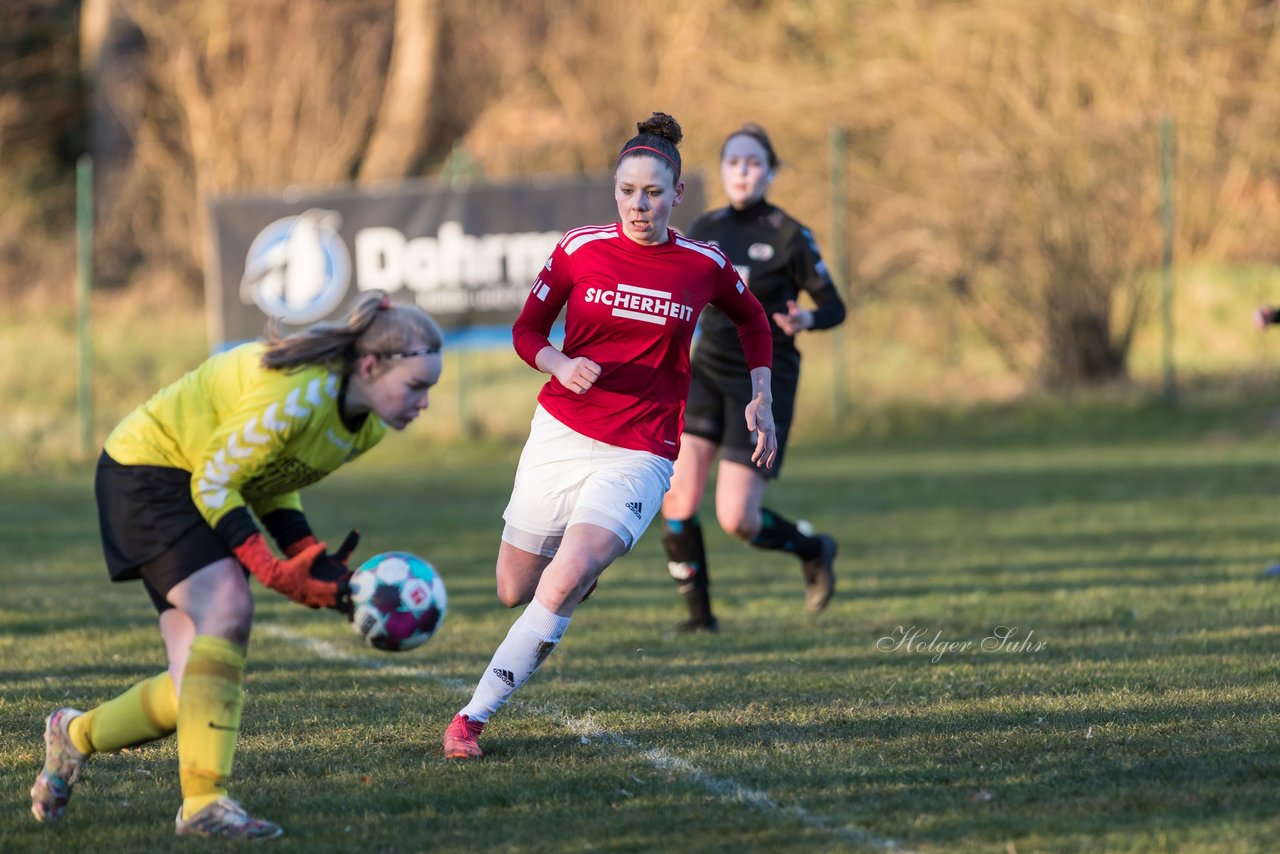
[745,366,778,470]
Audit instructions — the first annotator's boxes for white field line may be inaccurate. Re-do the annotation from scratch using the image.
[260,624,911,852]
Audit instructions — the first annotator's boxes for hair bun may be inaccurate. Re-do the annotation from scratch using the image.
[636,112,682,146]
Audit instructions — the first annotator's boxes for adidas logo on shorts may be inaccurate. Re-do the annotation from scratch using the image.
[625,501,642,520]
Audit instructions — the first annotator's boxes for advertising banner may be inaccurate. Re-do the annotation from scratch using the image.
[205,175,704,349]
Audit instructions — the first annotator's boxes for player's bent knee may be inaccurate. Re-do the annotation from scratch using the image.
[495,580,533,609]
[719,514,759,542]
[201,582,254,635]
[196,600,253,645]
[537,570,597,613]
[662,492,697,521]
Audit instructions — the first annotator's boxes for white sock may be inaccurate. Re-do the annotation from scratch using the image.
[460,598,571,723]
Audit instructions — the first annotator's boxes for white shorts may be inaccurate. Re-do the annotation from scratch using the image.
[502,405,674,557]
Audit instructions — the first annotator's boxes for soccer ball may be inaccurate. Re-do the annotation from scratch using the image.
[349,551,447,652]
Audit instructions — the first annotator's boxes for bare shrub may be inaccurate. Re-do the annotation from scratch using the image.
[66,0,1280,387]
[837,1,1280,385]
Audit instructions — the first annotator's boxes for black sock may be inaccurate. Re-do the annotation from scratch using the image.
[663,515,713,622]
[750,507,822,561]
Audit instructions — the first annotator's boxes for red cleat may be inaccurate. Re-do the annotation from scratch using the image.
[442,713,485,759]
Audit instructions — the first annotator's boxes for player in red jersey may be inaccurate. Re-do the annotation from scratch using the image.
[443,112,775,759]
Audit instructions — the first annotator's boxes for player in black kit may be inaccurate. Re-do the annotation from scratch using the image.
[661,123,847,632]
[1255,302,1280,577]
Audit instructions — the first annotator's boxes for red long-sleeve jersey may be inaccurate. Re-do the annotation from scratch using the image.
[513,223,773,459]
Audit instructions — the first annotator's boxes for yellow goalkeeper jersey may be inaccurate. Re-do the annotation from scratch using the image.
[104,342,386,532]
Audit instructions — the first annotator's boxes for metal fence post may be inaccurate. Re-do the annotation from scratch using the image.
[1160,116,1177,403]
[77,155,94,457]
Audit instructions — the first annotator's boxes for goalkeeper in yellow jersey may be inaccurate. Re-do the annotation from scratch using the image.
[29,289,444,840]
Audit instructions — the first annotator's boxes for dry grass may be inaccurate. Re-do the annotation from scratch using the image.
[4,261,1277,473]
[0,277,207,471]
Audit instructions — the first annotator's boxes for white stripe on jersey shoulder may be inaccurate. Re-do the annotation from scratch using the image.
[673,235,729,268]
[560,223,614,243]
[560,223,618,256]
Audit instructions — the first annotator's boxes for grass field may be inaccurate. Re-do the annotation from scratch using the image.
[2,395,1280,853]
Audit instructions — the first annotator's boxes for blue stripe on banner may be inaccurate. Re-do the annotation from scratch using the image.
[443,322,565,351]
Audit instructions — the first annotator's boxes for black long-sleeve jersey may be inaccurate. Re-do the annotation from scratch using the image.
[686,198,846,377]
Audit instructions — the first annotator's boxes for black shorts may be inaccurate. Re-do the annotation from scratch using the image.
[682,356,798,479]
[96,451,236,614]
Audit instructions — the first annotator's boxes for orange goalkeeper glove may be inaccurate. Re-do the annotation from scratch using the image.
[283,534,319,558]
[282,530,359,615]
[233,533,349,610]
[286,530,359,562]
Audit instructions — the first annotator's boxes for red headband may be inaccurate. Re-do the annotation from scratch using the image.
[619,145,679,176]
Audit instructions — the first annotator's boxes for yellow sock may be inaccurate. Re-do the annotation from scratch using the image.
[68,672,178,755]
[177,635,246,820]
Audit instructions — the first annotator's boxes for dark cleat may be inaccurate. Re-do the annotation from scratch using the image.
[802,535,837,614]
[673,616,719,634]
